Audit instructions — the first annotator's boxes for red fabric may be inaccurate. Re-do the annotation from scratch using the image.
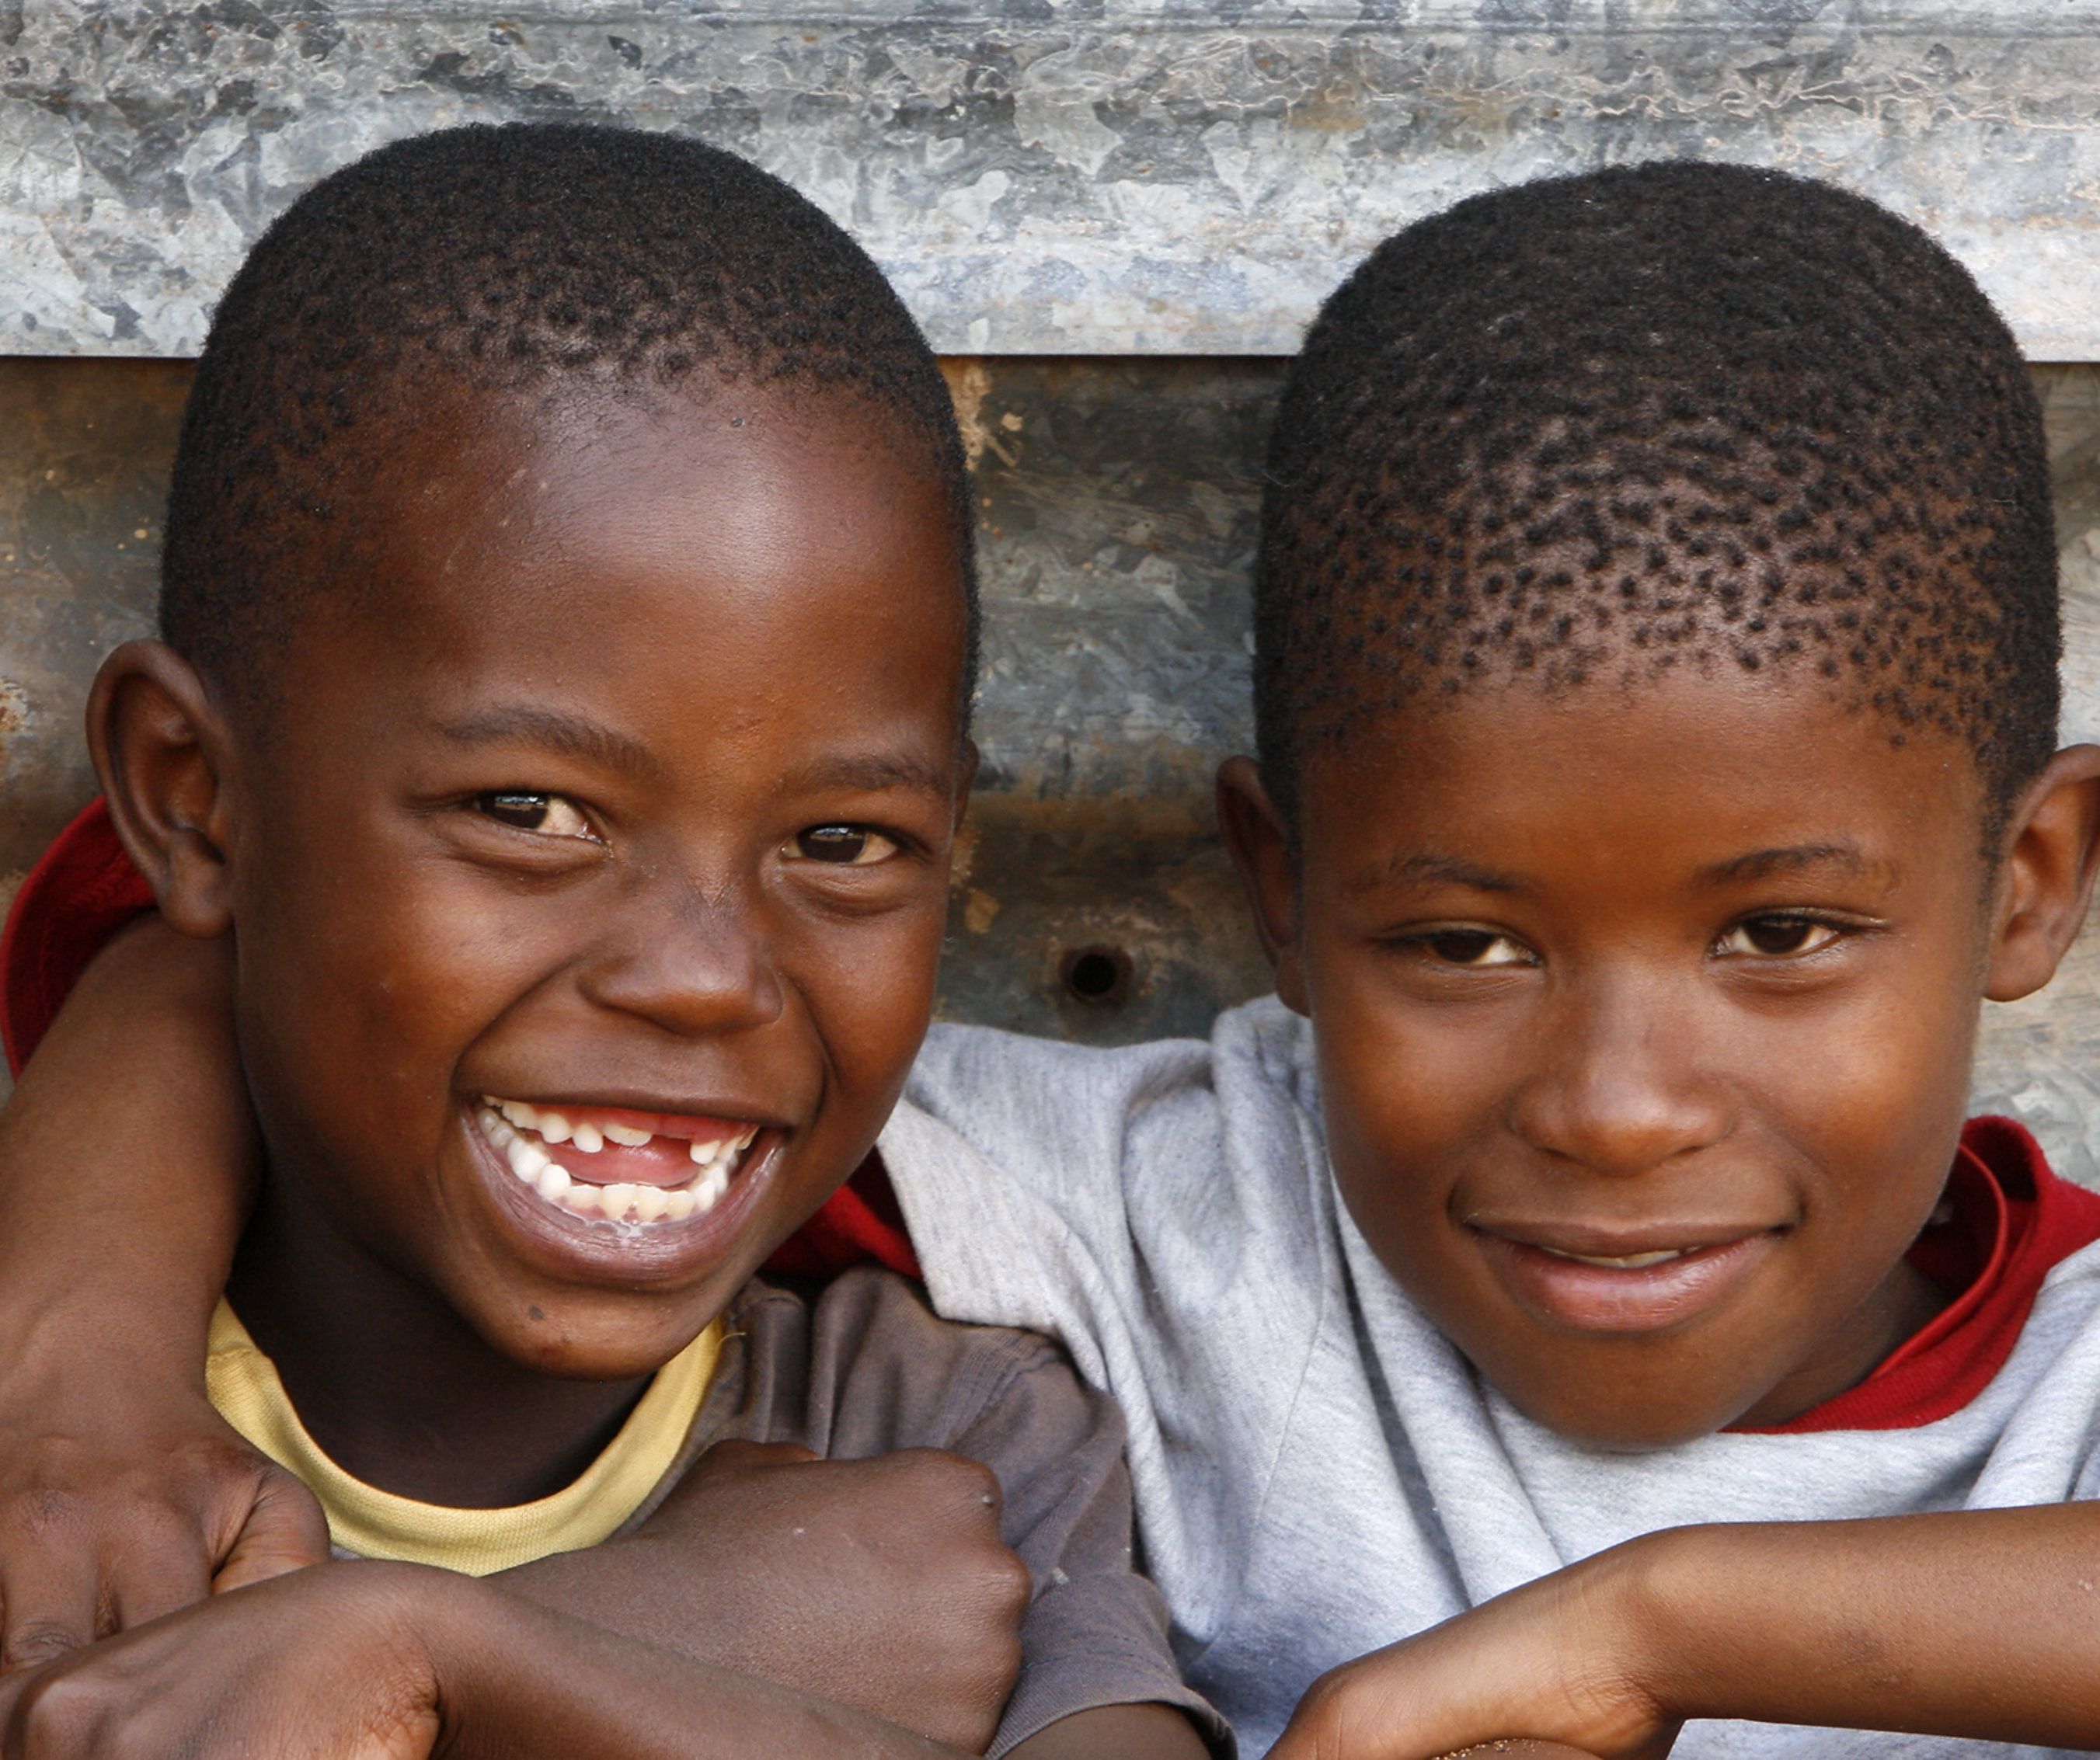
[1757,1116,2100,1432]
[1,799,920,1281]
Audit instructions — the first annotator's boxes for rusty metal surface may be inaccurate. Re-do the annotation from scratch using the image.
[9,357,2100,1181]
[9,2,2100,358]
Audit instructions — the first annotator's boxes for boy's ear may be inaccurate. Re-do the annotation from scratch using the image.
[1217,756,1309,1014]
[85,639,241,941]
[1984,743,2100,1003]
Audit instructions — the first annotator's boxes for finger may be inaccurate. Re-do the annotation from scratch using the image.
[212,1472,331,1594]
[106,1536,211,1633]
[0,1557,103,1675]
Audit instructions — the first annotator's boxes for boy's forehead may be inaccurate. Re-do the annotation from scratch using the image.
[263,385,970,757]
[1307,666,1990,884]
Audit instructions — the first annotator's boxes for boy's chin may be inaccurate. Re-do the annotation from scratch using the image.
[1467,1342,1795,1452]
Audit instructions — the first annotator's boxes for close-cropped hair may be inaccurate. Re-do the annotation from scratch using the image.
[159,121,977,716]
[1255,159,2058,827]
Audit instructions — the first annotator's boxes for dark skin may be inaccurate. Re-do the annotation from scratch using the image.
[0,384,1203,1759]
[1217,666,2100,1758]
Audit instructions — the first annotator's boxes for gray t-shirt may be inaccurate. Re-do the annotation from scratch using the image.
[629,1268,1226,1757]
[879,997,2100,1760]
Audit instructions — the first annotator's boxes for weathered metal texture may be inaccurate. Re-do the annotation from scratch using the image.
[12,357,2100,1178]
[0,357,186,930]
[8,2,2100,358]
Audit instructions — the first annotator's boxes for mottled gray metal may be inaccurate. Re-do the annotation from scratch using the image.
[8,2,2100,358]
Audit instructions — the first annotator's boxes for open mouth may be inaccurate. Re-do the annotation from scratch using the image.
[475,1097,761,1226]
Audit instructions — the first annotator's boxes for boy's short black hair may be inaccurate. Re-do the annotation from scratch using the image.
[1255,160,2057,827]
[160,122,976,718]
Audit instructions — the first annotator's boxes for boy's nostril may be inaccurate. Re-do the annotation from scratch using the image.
[1060,945,1134,1007]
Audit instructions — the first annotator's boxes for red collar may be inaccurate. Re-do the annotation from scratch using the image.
[1755,1116,2100,1433]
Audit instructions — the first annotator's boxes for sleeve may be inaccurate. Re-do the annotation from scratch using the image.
[799,1270,1232,1758]
[0,796,154,1074]
[951,1339,1234,1758]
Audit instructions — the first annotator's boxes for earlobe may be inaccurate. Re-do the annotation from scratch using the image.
[1216,755,1310,1014]
[1984,744,2100,1003]
[85,639,240,941]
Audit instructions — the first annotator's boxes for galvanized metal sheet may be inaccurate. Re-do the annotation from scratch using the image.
[7,2,2100,358]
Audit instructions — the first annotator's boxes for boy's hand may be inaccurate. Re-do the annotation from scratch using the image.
[1269,1552,1677,1760]
[510,1437,1033,1749]
[0,1560,446,1760]
[0,1365,329,1671]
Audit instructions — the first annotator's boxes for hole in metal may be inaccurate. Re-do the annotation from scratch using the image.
[1060,944,1133,1006]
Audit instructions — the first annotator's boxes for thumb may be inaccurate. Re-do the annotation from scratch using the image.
[211,1467,331,1592]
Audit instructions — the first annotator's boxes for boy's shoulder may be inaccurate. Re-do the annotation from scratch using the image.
[890,997,1336,1332]
[691,1267,1129,1472]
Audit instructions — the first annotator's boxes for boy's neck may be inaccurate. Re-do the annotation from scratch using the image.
[226,1174,655,1509]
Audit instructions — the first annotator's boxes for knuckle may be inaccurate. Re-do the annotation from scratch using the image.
[3,1490,84,1543]
[982,1546,1033,1619]
[912,1449,1004,1513]
[13,1671,115,1755]
[2,1622,89,1674]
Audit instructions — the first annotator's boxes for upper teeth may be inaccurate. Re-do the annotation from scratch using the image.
[476,1100,757,1227]
[1539,1246,1691,1270]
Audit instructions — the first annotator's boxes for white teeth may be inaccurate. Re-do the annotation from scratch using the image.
[507,1136,551,1180]
[477,1102,755,1230]
[1543,1246,1691,1270]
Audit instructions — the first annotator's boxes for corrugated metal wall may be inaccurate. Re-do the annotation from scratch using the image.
[6,2,2100,1174]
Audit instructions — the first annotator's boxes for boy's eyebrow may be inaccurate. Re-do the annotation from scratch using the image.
[434,707,659,780]
[1363,851,1528,894]
[1697,843,1876,885]
[778,753,956,798]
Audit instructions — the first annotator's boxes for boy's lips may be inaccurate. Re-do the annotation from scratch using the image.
[1473,1220,1782,1333]
[476,1096,767,1227]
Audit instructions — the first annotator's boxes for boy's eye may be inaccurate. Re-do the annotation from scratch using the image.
[475,792,594,840]
[1414,929,1534,968]
[785,825,900,866]
[1716,914,1840,958]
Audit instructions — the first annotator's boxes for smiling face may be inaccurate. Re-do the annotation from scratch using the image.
[206,386,969,1383]
[1222,670,2100,1447]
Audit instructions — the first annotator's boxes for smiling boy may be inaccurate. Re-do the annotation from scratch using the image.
[879,162,2100,1756]
[0,122,1219,1758]
[7,158,2100,1759]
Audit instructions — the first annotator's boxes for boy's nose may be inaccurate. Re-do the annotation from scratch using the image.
[578,885,785,1038]
[1509,979,1735,1177]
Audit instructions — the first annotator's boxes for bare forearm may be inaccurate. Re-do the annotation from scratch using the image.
[433,1580,962,1760]
[0,916,253,1379]
[1622,1505,2100,1747]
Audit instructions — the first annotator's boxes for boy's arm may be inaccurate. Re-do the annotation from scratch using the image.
[0,917,327,1668]
[1269,1504,2100,1758]
[0,1538,1207,1760]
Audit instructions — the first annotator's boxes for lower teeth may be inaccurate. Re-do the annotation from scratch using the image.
[477,1109,735,1224]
